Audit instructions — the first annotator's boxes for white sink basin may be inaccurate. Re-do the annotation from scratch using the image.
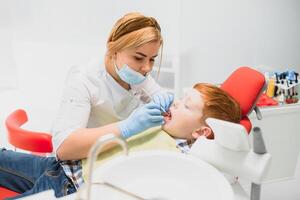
[84,150,234,200]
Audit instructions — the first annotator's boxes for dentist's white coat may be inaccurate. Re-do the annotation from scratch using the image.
[51,61,162,152]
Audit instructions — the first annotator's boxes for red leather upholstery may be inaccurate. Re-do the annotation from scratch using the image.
[5,109,53,153]
[239,116,252,133]
[0,187,20,200]
[221,67,266,133]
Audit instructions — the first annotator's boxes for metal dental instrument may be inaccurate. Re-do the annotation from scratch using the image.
[76,134,129,200]
[140,89,169,116]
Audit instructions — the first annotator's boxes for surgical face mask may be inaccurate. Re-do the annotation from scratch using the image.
[114,61,147,85]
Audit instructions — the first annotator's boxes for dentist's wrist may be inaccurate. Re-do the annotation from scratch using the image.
[118,120,134,139]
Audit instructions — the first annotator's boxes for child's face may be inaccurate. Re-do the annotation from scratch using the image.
[162,89,205,140]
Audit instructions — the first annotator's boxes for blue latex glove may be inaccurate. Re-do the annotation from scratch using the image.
[152,92,174,112]
[119,102,164,139]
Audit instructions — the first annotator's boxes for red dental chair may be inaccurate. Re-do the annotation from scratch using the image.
[221,66,266,133]
[0,109,53,200]
[191,66,268,200]
[5,109,53,154]
[220,66,267,200]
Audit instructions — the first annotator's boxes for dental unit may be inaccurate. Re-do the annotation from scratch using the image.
[2,67,275,200]
[71,67,271,200]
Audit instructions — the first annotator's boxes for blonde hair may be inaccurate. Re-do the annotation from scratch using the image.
[193,83,241,125]
[105,12,163,71]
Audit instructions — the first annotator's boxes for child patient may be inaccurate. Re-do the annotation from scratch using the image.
[161,83,241,151]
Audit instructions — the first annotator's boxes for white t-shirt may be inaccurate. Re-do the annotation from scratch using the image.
[51,61,163,152]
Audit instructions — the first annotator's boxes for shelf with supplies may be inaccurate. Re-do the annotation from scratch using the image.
[150,56,180,97]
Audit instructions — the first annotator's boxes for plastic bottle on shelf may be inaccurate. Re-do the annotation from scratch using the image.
[278,91,285,105]
[266,78,275,98]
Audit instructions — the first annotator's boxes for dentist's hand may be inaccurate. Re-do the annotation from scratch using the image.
[119,102,164,139]
[152,92,174,112]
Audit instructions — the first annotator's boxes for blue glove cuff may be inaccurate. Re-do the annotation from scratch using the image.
[118,120,131,139]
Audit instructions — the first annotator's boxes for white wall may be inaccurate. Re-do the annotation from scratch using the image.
[0,0,180,132]
[0,0,299,135]
[0,1,17,90]
[179,0,300,91]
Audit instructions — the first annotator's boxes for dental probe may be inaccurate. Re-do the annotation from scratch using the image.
[140,89,170,116]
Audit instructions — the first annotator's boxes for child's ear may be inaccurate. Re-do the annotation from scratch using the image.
[192,126,213,139]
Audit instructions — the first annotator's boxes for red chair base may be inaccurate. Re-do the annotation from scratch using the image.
[0,187,20,200]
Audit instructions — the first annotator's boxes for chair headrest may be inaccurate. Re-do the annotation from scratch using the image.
[239,116,252,133]
[221,67,266,117]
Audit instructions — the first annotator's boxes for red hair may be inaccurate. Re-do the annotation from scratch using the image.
[193,83,241,138]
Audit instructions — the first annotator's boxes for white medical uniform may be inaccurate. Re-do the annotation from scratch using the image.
[51,62,163,152]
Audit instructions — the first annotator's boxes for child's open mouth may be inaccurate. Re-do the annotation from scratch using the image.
[163,111,172,123]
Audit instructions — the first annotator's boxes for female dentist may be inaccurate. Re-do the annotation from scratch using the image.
[0,12,173,199]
